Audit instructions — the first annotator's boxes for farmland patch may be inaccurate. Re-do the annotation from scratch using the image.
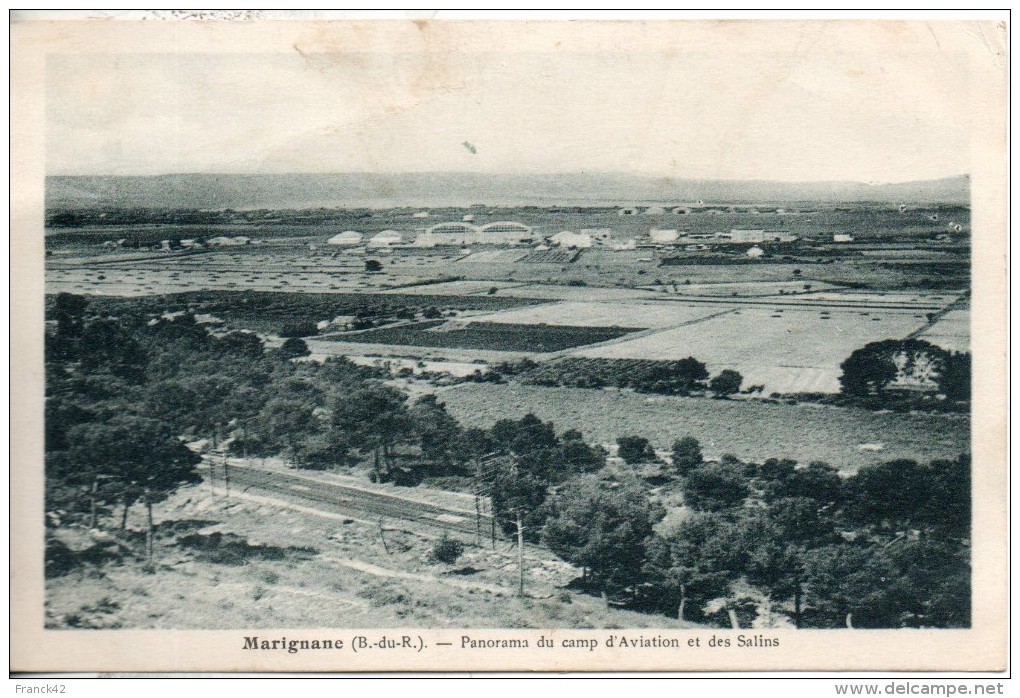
[572,306,930,393]
[319,321,642,353]
[470,301,726,329]
[440,383,970,473]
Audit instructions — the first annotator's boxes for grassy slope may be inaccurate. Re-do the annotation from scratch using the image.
[45,483,698,630]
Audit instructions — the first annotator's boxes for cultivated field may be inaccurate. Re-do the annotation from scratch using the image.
[322,321,641,353]
[440,383,971,473]
[916,309,970,353]
[572,305,935,394]
[469,300,726,329]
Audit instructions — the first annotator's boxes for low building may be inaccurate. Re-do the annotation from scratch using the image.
[618,207,639,216]
[715,229,797,244]
[477,221,536,245]
[367,230,404,248]
[643,206,666,216]
[833,233,854,243]
[207,236,251,247]
[746,246,765,258]
[549,231,593,248]
[649,228,680,243]
[327,231,363,246]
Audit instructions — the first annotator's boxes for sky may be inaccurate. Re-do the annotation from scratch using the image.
[46,49,971,182]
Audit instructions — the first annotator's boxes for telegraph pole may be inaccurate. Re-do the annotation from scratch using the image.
[223,450,230,498]
[516,510,525,597]
[474,458,482,546]
[90,478,99,528]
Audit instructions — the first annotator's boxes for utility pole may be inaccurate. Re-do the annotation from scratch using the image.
[516,510,525,597]
[223,450,230,498]
[474,458,482,547]
[89,477,99,528]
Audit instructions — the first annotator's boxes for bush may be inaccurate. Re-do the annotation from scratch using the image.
[617,435,656,464]
[430,535,465,564]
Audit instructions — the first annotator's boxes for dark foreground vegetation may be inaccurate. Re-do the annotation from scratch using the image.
[46,292,970,628]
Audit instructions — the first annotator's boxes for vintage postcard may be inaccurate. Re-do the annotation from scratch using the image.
[10,15,1008,673]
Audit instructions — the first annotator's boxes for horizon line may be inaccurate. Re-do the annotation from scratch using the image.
[45,171,972,186]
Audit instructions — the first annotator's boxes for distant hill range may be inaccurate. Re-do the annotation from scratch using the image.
[46,172,970,210]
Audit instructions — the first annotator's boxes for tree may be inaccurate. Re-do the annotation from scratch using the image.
[256,397,322,465]
[838,340,900,398]
[758,459,843,506]
[542,472,664,594]
[847,459,929,532]
[77,318,149,382]
[709,370,743,398]
[279,337,311,359]
[939,352,971,402]
[408,394,467,474]
[331,383,411,480]
[215,331,265,359]
[800,539,969,629]
[490,466,550,542]
[365,259,383,273]
[670,436,703,476]
[62,416,201,562]
[653,512,743,621]
[559,429,606,474]
[617,435,656,464]
[492,413,559,454]
[839,339,950,400]
[919,454,970,537]
[681,460,750,511]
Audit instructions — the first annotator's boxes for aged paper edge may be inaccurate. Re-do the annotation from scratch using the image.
[9,18,1008,673]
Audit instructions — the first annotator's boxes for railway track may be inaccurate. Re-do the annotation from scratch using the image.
[207,459,495,539]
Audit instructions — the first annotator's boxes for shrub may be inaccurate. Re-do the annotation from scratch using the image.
[430,535,465,564]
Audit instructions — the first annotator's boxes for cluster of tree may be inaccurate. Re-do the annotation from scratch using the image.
[470,413,968,629]
[506,431,970,629]
[838,338,970,409]
[480,357,744,398]
[43,294,477,539]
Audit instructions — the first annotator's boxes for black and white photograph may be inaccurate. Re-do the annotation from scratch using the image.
[11,14,1008,674]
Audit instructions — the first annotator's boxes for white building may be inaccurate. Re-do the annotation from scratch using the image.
[549,231,593,248]
[414,221,477,247]
[643,206,666,216]
[649,228,679,243]
[412,211,430,218]
[618,207,639,216]
[367,230,404,248]
[206,235,252,247]
[833,234,854,243]
[746,246,765,258]
[716,229,797,244]
[327,231,363,246]
[477,221,535,245]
